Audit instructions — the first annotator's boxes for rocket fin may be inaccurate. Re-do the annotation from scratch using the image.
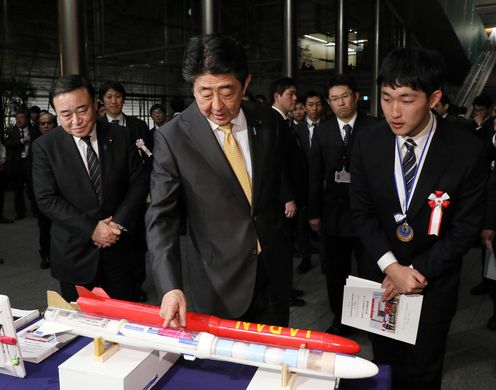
[47,291,78,311]
[91,287,110,298]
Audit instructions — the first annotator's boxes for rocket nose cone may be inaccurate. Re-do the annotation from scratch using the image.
[333,354,379,379]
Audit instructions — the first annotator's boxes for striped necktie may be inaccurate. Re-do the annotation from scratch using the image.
[403,139,417,195]
[81,136,102,203]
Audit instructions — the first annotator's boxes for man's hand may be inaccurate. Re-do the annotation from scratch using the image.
[309,218,321,234]
[284,200,297,218]
[160,289,187,328]
[91,216,121,248]
[381,263,427,301]
[481,229,495,251]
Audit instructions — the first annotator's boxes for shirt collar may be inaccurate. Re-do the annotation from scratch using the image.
[398,111,436,147]
[106,113,124,124]
[73,125,97,142]
[336,112,358,131]
[206,109,246,132]
[271,106,288,120]
[306,117,320,127]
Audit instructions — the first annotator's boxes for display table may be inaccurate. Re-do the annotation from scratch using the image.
[1,336,390,389]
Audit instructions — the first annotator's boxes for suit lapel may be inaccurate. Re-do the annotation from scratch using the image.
[407,124,450,219]
[243,102,264,209]
[182,102,251,209]
[58,128,99,204]
[376,125,402,215]
[96,121,113,200]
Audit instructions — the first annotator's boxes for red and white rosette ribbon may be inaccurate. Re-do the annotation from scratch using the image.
[427,191,450,236]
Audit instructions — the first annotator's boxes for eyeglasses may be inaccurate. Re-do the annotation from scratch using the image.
[329,92,353,103]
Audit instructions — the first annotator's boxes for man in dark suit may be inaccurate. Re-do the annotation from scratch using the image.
[99,81,152,302]
[294,90,324,274]
[146,33,291,328]
[32,75,149,302]
[4,110,34,220]
[307,75,377,335]
[350,48,487,390]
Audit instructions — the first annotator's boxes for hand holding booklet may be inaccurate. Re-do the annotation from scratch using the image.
[341,276,423,345]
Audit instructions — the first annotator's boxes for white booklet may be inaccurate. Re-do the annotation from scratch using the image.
[12,308,40,329]
[341,276,423,345]
[17,319,77,363]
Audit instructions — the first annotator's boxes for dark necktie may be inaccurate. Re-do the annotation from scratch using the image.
[111,119,119,124]
[403,139,417,195]
[81,136,102,203]
[343,124,352,147]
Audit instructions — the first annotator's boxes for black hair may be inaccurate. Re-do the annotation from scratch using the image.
[182,33,249,85]
[439,94,450,106]
[377,47,445,96]
[49,74,95,109]
[269,77,297,103]
[304,90,324,104]
[170,96,185,113]
[327,73,358,94]
[30,105,41,115]
[149,103,166,115]
[98,81,126,101]
[472,94,492,109]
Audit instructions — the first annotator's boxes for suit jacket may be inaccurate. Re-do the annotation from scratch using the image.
[273,111,307,206]
[350,118,487,322]
[308,112,378,236]
[98,115,153,169]
[4,125,33,176]
[294,121,312,160]
[145,100,291,319]
[32,120,149,284]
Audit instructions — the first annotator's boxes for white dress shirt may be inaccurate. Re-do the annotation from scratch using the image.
[208,109,253,179]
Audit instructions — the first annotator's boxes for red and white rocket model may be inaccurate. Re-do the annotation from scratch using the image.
[35,288,378,380]
[75,286,360,355]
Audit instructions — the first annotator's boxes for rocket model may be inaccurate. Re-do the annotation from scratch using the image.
[75,286,360,355]
[37,293,379,380]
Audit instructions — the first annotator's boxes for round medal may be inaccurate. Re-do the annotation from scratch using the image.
[396,222,414,242]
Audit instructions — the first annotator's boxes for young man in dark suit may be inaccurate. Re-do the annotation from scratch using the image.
[146,33,291,328]
[32,75,149,302]
[350,48,487,390]
[307,74,378,335]
[99,81,152,302]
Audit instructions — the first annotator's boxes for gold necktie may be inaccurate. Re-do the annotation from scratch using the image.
[219,123,252,204]
[219,123,261,254]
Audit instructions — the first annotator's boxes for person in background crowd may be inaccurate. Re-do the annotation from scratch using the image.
[146,33,292,328]
[32,74,149,302]
[29,105,41,128]
[0,139,12,223]
[433,94,451,118]
[29,111,57,269]
[5,110,34,220]
[350,47,487,390]
[481,167,496,331]
[292,99,306,125]
[149,103,167,152]
[97,101,106,119]
[294,90,325,274]
[308,75,378,335]
[271,76,306,307]
[170,95,185,118]
[98,81,152,302]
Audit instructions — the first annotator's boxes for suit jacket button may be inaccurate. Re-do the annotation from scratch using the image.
[251,249,258,255]
[253,215,257,221]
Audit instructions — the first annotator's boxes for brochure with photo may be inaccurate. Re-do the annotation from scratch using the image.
[341,276,423,345]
